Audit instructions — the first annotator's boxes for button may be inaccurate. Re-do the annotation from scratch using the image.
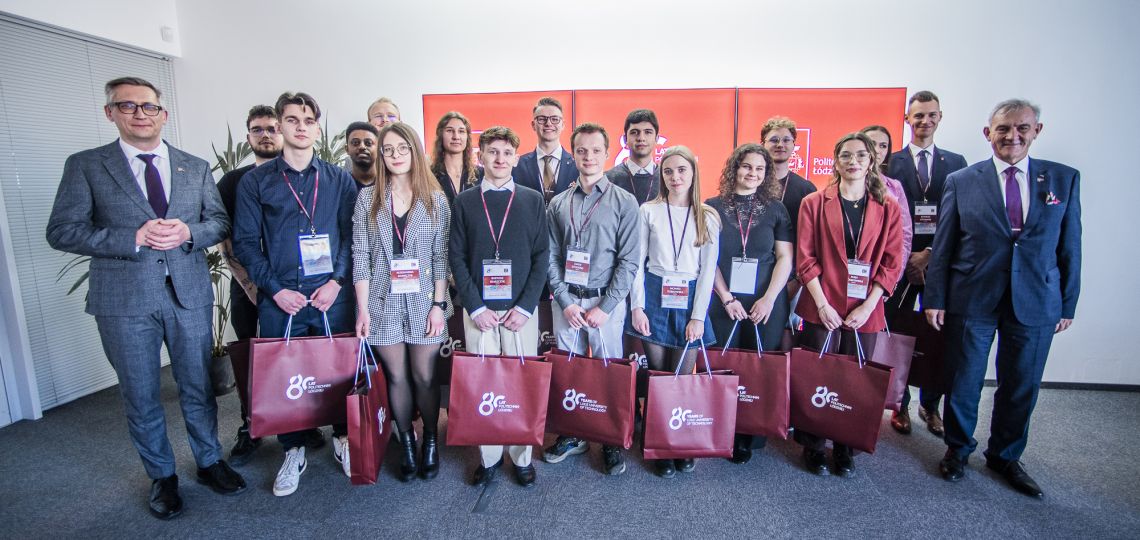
[157,260,164,264]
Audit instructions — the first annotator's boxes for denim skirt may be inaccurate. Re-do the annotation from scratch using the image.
[625,271,715,350]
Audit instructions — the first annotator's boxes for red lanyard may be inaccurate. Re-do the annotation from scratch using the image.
[665,203,691,272]
[569,187,605,247]
[736,197,756,258]
[389,190,411,251]
[480,187,516,260]
[282,170,319,234]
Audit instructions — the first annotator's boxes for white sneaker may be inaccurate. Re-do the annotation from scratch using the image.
[273,447,307,496]
[333,436,351,477]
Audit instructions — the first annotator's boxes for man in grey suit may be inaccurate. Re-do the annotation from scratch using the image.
[46,77,246,520]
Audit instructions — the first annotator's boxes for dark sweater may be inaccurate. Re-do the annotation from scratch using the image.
[605,164,660,206]
[449,183,549,314]
[780,171,817,240]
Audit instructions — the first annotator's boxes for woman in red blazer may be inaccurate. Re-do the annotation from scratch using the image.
[793,132,904,477]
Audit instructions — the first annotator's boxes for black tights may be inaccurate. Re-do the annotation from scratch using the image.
[374,343,440,433]
[642,341,698,375]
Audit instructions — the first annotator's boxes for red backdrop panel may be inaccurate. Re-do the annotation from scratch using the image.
[422,90,573,162]
[574,89,737,203]
[735,88,906,189]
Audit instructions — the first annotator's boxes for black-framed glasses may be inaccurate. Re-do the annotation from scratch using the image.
[112,101,163,116]
[381,144,412,157]
[534,115,563,126]
[249,126,279,136]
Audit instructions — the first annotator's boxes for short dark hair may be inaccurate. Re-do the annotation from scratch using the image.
[623,109,659,134]
[571,122,609,150]
[275,92,321,120]
[104,77,161,106]
[533,97,563,114]
[479,126,520,150]
[245,105,276,130]
[907,90,940,107]
[345,121,378,139]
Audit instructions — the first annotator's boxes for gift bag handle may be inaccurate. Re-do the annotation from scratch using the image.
[283,308,333,345]
[723,320,766,357]
[353,337,379,389]
[476,328,528,365]
[818,329,867,368]
[570,327,612,366]
[677,340,714,379]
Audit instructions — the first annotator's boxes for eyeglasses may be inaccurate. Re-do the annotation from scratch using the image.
[112,101,163,116]
[372,114,398,122]
[249,126,279,136]
[381,144,412,157]
[837,151,871,162]
[765,136,794,146]
[534,116,563,126]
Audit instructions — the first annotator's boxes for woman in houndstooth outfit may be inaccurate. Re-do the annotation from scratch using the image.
[353,122,452,482]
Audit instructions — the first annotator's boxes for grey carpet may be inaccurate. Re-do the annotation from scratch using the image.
[1,369,1138,539]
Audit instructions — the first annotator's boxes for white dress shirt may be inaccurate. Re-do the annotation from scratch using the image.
[908,142,936,182]
[469,177,532,320]
[536,145,563,179]
[624,159,656,176]
[993,156,1031,222]
[119,139,172,205]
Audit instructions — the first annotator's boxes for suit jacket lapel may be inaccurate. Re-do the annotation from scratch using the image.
[406,197,426,255]
[166,145,190,218]
[1023,158,1047,232]
[978,160,1011,236]
[896,148,923,201]
[379,188,396,261]
[102,142,156,218]
[822,187,846,260]
[931,148,948,196]
[558,150,576,190]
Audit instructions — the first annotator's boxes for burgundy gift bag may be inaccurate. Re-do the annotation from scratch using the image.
[644,343,739,459]
[346,341,391,485]
[446,348,552,447]
[788,333,893,453]
[869,328,917,411]
[248,315,359,439]
[227,339,253,419]
[705,322,790,440]
[896,310,949,394]
[545,343,638,449]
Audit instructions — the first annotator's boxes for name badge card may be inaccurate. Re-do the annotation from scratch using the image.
[482,260,512,301]
[565,249,591,286]
[729,257,759,295]
[298,234,334,276]
[846,259,871,300]
[914,204,938,235]
[390,258,421,294]
[661,276,690,309]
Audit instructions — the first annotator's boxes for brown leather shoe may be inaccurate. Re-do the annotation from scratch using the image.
[891,409,912,435]
[918,406,945,436]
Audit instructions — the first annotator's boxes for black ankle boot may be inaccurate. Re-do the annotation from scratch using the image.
[397,430,418,482]
[420,429,439,479]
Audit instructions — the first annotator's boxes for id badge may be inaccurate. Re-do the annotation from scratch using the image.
[661,276,690,309]
[729,257,759,295]
[565,249,591,286]
[482,259,512,301]
[846,259,871,300]
[298,234,334,276]
[914,203,938,235]
[390,257,422,294]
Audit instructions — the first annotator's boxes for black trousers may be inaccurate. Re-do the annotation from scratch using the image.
[884,279,943,412]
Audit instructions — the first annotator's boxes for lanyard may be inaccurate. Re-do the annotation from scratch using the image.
[778,175,789,203]
[841,194,868,257]
[282,170,320,234]
[480,187,516,260]
[736,197,756,258]
[629,167,653,204]
[569,187,605,247]
[389,190,411,251]
[665,203,692,272]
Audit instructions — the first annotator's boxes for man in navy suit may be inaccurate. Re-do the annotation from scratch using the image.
[513,97,577,202]
[925,99,1081,498]
[885,90,969,436]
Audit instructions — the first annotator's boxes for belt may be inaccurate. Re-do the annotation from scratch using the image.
[568,284,607,299]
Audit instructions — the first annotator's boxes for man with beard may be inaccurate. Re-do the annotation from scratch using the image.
[215,105,284,465]
[605,109,661,206]
[344,121,378,190]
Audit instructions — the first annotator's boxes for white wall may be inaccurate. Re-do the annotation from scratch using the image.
[13,0,1138,384]
[0,0,180,56]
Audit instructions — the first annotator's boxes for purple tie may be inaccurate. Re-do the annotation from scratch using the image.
[1004,166,1023,238]
[137,154,168,218]
[917,150,931,191]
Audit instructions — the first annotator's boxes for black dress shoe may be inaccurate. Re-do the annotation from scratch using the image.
[833,446,855,478]
[228,425,260,467]
[515,464,537,488]
[419,429,440,480]
[988,459,1044,498]
[472,458,502,487]
[802,448,830,476]
[730,434,753,464]
[940,452,967,482]
[655,459,676,479]
[396,430,418,483]
[197,460,247,495]
[148,475,183,520]
[675,459,696,473]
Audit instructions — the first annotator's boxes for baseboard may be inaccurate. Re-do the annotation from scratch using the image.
[983,379,1140,392]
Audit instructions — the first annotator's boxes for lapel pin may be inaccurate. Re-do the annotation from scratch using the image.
[1036,173,1045,183]
[177,167,185,172]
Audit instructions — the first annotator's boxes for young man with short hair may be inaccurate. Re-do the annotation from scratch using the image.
[513,97,577,202]
[605,108,661,206]
[449,126,550,488]
[543,123,641,475]
[344,121,379,190]
[366,96,400,128]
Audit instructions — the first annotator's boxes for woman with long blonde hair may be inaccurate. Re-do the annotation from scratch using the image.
[353,122,452,482]
[627,145,721,478]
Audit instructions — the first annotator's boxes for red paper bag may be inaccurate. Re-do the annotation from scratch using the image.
[788,346,892,453]
[896,311,949,394]
[643,344,738,459]
[227,339,253,420]
[248,333,359,438]
[869,330,917,411]
[545,349,638,449]
[446,352,552,447]
[705,322,791,439]
[346,341,391,485]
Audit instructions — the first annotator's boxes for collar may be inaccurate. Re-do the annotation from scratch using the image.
[576,175,610,195]
[119,139,169,161]
[481,177,516,192]
[624,159,655,176]
[908,142,937,157]
[993,155,1029,177]
[272,154,318,175]
[536,145,563,162]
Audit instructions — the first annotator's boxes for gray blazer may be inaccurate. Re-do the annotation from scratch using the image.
[46,140,230,316]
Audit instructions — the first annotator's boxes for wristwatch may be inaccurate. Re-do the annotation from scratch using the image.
[432,300,448,310]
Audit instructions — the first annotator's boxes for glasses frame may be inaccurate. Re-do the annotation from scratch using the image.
[112,101,164,116]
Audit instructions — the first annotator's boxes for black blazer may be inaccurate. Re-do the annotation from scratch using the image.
[887,145,968,251]
[512,147,577,199]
